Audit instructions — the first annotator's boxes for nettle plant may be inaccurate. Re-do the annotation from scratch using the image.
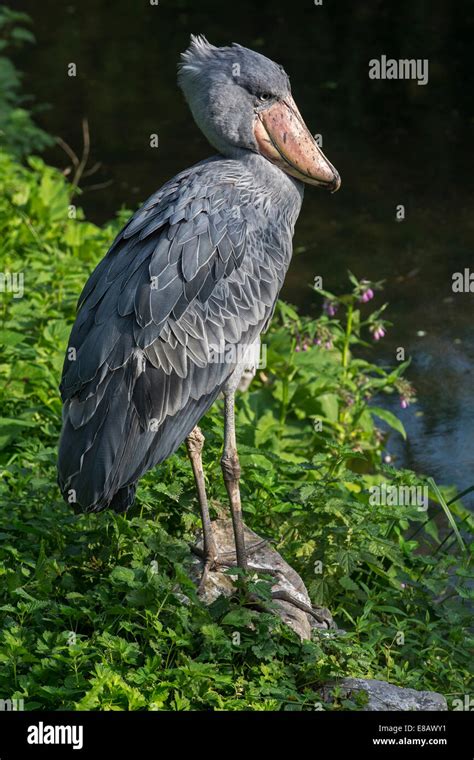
[245,272,415,467]
[302,272,414,453]
[181,275,472,689]
[0,154,471,709]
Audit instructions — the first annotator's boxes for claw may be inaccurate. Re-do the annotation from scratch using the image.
[190,538,268,564]
[190,537,271,594]
[270,589,323,622]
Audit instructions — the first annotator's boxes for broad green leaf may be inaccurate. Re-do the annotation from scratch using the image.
[370,406,407,440]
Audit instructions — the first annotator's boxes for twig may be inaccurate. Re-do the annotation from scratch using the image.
[56,136,80,169]
[56,118,106,196]
[72,117,90,188]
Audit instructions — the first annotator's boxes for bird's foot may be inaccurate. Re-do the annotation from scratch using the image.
[269,588,332,626]
[190,538,269,593]
[190,538,268,566]
[245,582,332,627]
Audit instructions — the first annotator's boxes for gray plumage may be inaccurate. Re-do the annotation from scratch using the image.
[57,35,339,514]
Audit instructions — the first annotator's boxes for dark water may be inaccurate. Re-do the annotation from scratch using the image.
[10,0,474,499]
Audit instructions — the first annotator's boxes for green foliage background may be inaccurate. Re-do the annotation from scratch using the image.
[0,8,472,711]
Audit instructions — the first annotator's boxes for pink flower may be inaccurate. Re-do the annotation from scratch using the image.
[400,398,409,409]
[323,299,338,317]
[373,327,386,341]
[360,287,374,303]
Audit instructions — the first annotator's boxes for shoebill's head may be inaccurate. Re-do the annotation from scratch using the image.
[178,35,341,191]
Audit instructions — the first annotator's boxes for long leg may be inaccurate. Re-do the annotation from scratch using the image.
[186,426,218,584]
[221,389,247,570]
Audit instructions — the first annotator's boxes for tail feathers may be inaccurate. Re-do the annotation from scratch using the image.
[58,375,223,514]
[109,483,137,513]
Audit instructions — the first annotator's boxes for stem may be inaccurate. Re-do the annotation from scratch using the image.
[342,303,353,375]
[279,341,296,435]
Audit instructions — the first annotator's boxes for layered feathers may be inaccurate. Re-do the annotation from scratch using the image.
[58,157,297,512]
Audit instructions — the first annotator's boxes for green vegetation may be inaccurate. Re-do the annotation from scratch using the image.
[0,10,472,711]
[0,7,53,159]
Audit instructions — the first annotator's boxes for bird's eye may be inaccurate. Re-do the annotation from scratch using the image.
[257,92,272,102]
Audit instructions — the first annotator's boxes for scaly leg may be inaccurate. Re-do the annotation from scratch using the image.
[221,389,248,570]
[186,426,218,589]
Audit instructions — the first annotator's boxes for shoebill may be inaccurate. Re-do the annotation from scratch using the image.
[58,35,340,584]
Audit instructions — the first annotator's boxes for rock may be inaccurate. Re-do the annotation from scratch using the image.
[189,521,446,710]
[189,518,335,640]
[319,678,448,711]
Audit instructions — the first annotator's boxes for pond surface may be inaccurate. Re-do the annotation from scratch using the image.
[12,0,474,501]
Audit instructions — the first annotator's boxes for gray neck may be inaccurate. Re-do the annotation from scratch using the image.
[233,149,304,227]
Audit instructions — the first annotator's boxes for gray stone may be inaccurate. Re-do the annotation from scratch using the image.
[319,677,448,711]
[189,520,446,711]
[190,518,335,640]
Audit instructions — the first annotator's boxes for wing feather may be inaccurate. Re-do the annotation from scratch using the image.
[58,158,293,512]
